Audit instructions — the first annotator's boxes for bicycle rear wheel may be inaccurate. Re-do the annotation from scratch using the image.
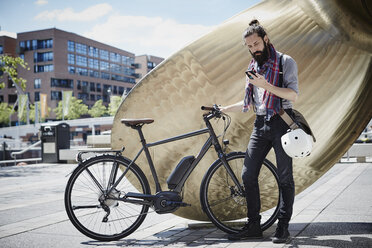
[65,154,150,241]
[200,152,280,233]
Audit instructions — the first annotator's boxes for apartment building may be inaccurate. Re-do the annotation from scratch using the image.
[134,55,164,83]
[0,35,17,103]
[0,28,164,122]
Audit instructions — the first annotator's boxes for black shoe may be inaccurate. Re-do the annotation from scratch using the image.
[272,223,290,243]
[227,221,263,241]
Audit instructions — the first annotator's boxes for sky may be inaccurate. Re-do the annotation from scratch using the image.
[0,0,260,58]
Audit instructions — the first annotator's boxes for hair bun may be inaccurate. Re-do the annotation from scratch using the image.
[249,19,260,26]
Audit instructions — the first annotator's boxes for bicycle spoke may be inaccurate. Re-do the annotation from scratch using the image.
[65,155,150,241]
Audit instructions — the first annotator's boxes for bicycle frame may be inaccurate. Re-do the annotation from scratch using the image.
[111,113,243,195]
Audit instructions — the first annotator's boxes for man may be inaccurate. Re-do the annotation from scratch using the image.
[221,19,299,244]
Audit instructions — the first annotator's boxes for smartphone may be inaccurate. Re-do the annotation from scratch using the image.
[245,70,257,80]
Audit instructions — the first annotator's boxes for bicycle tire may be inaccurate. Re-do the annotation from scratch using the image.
[65,154,150,241]
[200,152,280,234]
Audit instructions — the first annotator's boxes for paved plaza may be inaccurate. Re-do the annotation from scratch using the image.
[0,161,371,247]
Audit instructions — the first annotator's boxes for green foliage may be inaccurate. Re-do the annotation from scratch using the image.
[108,96,122,116]
[0,55,29,90]
[0,103,14,125]
[88,99,107,117]
[54,96,88,120]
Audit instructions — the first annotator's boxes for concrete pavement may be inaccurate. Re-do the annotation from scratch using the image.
[0,161,371,247]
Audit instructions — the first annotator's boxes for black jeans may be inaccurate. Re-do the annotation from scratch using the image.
[242,111,295,224]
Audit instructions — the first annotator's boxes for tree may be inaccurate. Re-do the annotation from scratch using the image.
[108,96,123,116]
[88,99,107,117]
[0,103,13,125]
[17,103,50,123]
[0,55,28,90]
[54,97,88,120]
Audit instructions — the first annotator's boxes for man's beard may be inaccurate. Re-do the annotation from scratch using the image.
[251,41,270,66]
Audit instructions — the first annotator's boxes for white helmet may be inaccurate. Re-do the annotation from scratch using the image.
[281,128,313,158]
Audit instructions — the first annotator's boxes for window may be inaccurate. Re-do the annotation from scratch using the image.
[68,66,75,74]
[110,63,121,74]
[88,46,99,58]
[26,40,31,50]
[0,45,3,54]
[51,78,73,88]
[34,52,53,62]
[100,49,109,60]
[100,61,109,71]
[96,83,101,92]
[90,94,95,101]
[101,72,110,80]
[30,40,37,50]
[68,54,75,64]
[19,41,25,51]
[34,64,54,73]
[37,39,53,49]
[96,95,102,100]
[88,58,99,69]
[147,62,154,69]
[124,67,134,76]
[76,67,88,76]
[90,82,95,92]
[8,94,17,104]
[34,92,40,101]
[77,80,81,90]
[122,56,134,66]
[34,79,41,89]
[110,52,121,63]
[118,86,124,95]
[78,93,88,101]
[76,43,87,55]
[68,41,75,52]
[89,70,99,78]
[0,95,3,102]
[103,84,111,92]
[51,91,62,100]
[113,85,117,94]
[76,55,87,67]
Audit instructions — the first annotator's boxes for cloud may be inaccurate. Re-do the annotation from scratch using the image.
[35,0,48,5]
[34,3,112,22]
[83,15,214,58]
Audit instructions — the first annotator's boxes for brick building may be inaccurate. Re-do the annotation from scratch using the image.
[0,35,17,103]
[0,28,164,122]
[134,55,164,83]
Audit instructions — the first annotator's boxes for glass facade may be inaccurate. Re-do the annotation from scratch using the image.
[65,41,137,85]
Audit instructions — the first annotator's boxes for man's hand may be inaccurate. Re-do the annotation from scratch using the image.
[248,73,268,89]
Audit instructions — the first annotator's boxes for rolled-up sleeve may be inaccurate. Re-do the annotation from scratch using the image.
[283,55,299,94]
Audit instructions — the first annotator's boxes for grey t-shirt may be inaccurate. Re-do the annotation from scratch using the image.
[251,52,299,115]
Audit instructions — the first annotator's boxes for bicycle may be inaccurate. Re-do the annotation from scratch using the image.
[64,105,281,241]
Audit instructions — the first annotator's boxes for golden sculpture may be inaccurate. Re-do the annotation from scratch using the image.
[112,0,372,221]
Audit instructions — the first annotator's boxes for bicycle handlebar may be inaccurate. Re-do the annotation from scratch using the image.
[201,104,224,120]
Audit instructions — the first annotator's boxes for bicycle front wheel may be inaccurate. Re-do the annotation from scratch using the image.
[65,154,150,241]
[200,152,280,233]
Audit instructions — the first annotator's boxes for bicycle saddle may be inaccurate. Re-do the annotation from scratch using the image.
[121,118,154,127]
